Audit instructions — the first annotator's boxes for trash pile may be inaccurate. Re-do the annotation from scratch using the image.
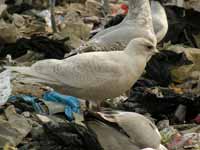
[0,0,200,150]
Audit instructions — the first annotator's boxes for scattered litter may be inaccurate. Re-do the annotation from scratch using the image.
[0,0,200,149]
[0,105,32,148]
[0,70,11,106]
[0,20,18,44]
[0,35,71,59]
[43,91,80,121]
[9,94,45,114]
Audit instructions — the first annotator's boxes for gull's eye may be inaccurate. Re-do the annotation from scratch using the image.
[147,45,153,49]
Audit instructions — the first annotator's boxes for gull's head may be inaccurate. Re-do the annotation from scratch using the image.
[125,38,158,60]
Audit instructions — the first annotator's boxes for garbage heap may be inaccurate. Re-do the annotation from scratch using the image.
[0,0,200,150]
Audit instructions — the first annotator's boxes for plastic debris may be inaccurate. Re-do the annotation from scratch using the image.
[174,104,186,123]
[42,100,65,115]
[0,105,32,148]
[0,35,71,59]
[160,127,179,145]
[43,91,80,121]
[37,10,52,28]
[9,94,45,114]
[0,20,18,44]
[0,70,11,106]
[160,124,200,150]
[36,114,103,150]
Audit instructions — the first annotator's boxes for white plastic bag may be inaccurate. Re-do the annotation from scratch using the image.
[0,70,11,106]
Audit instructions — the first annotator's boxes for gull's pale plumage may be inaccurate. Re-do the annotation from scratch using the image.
[6,38,157,107]
[151,0,168,42]
[93,0,168,43]
[65,0,168,58]
[86,111,167,150]
[65,0,155,57]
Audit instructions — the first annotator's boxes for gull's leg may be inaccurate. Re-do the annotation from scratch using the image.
[96,102,101,112]
[85,100,90,110]
[91,101,101,112]
[125,89,131,97]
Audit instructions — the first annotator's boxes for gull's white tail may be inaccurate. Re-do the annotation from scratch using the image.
[5,66,34,76]
[5,66,59,85]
